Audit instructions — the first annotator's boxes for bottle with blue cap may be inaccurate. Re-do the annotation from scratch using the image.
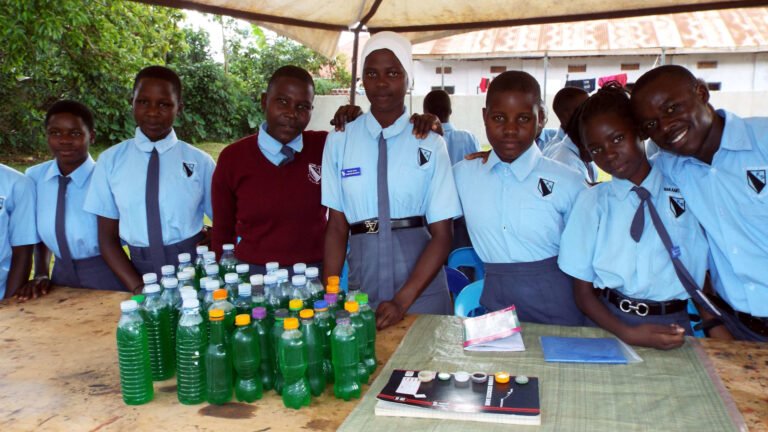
[305,267,324,303]
[219,243,238,276]
[116,300,154,405]
[176,298,207,405]
[142,284,175,380]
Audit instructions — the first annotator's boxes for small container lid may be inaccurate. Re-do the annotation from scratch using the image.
[274,309,289,319]
[209,309,224,320]
[299,309,314,319]
[161,265,175,275]
[205,264,219,274]
[252,307,267,319]
[293,263,307,274]
[250,274,264,285]
[277,269,289,278]
[182,298,200,309]
[144,284,160,294]
[213,289,228,301]
[291,275,306,286]
[235,314,250,326]
[203,251,216,261]
[199,276,210,287]
[120,300,138,312]
[327,275,340,285]
[131,294,145,304]
[238,283,251,296]
[418,370,436,382]
[453,371,470,383]
[326,284,340,294]
[204,279,220,291]
[324,293,338,303]
[305,267,319,278]
[263,274,277,285]
[471,372,488,383]
[344,301,359,313]
[289,299,304,311]
[222,243,235,251]
[236,263,249,273]
[178,270,193,280]
[162,278,178,289]
[494,372,510,384]
[224,273,239,283]
[437,372,452,381]
[180,290,196,300]
[178,252,191,263]
[142,273,158,284]
[515,375,530,385]
[355,293,369,305]
[196,245,208,254]
[314,300,328,311]
[335,310,350,320]
[266,262,279,271]
[284,317,299,330]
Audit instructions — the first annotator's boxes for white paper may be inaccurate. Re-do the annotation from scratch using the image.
[464,332,526,352]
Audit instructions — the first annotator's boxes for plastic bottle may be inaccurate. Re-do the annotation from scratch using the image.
[251,307,275,392]
[326,282,345,308]
[299,309,326,396]
[324,293,339,324]
[160,265,176,289]
[346,280,361,306]
[224,273,239,301]
[142,284,175,380]
[232,314,262,402]
[250,274,266,310]
[331,310,361,401]
[205,263,223,287]
[210,289,236,345]
[176,298,207,405]
[177,252,193,274]
[234,283,252,316]
[206,309,232,405]
[177,269,195,294]
[179,288,197,306]
[131,294,147,320]
[116,300,154,405]
[305,267,324,303]
[277,269,291,305]
[202,279,220,318]
[220,243,238,276]
[161,277,181,357]
[271,309,289,395]
[313,300,334,383]
[355,293,378,374]
[264,274,282,317]
[141,273,158,294]
[265,261,279,276]
[290,275,309,303]
[344,301,369,384]
[288,299,304,318]
[292,263,307,276]
[193,245,208,289]
[198,276,210,301]
[203,250,217,266]
[279,317,311,409]
[236,263,250,284]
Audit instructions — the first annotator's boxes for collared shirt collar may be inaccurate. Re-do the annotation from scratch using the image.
[609,163,664,201]
[442,122,455,133]
[133,127,178,154]
[485,143,541,181]
[258,122,304,157]
[43,155,95,187]
[364,107,410,140]
[717,110,751,152]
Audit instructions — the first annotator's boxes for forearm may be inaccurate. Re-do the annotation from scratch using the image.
[573,279,632,341]
[98,217,142,292]
[6,245,33,298]
[32,242,51,278]
[323,209,349,283]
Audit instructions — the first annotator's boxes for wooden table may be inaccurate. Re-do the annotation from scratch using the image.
[0,288,765,431]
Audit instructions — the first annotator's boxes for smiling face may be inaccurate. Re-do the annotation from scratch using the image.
[46,112,93,176]
[581,111,650,185]
[132,77,181,142]
[261,76,314,144]
[483,90,545,163]
[363,49,408,126]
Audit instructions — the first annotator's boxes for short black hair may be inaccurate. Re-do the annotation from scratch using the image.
[486,71,542,107]
[570,84,633,151]
[633,65,697,97]
[553,87,589,117]
[267,65,315,94]
[133,65,182,101]
[423,89,451,122]
[45,100,95,131]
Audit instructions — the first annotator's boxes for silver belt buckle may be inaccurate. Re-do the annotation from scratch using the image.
[364,220,379,234]
[619,298,649,317]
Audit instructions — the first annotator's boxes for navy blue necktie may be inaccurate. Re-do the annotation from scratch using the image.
[146,148,165,269]
[377,133,395,302]
[279,145,295,166]
[55,175,74,272]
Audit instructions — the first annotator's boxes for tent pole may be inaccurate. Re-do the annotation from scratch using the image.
[350,28,361,105]
[543,52,549,106]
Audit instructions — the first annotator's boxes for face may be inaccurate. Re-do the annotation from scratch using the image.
[363,49,408,116]
[132,77,181,142]
[46,112,93,171]
[631,75,713,157]
[483,90,545,163]
[260,76,314,144]
[557,93,588,127]
[581,111,649,185]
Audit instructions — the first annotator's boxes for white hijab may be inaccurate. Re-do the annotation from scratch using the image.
[361,31,414,89]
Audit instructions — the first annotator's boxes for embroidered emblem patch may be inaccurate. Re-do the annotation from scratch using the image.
[747,169,766,194]
[538,178,554,197]
[418,148,432,166]
[669,196,686,218]
[308,163,321,184]
[182,161,196,177]
[0,196,5,211]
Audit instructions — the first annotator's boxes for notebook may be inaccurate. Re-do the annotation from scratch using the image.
[540,336,628,364]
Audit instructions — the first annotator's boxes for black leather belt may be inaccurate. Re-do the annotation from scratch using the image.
[711,293,768,337]
[350,216,425,235]
[602,289,687,316]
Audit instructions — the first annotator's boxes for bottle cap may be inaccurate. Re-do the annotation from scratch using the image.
[203,251,216,261]
[293,263,306,274]
[471,372,488,383]
[199,276,210,288]
[284,317,299,330]
[291,275,306,286]
[142,273,158,284]
[131,294,145,304]
[250,274,264,285]
[178,270,193,281]
[263,274,277,285]
[209,309,224,321]
[324,293,338,304]
[144,284,160,294]
[180,290,196,301]
[161,265,175,276]
[162,278,178,289]
[305,267,319,278]
[299,309,314,319]
[205,264,219,275]
[252,307,267,320]
[335,310,350,320]
[266,262,279,272]
[277,269,289,279]
[236,263,249,274]
[453,371,470,384]
[120,300,138,312]
[344,301,359,313]
[178,252,191,263]
[204,279,220,291]
[326,284,340,294]
[418,370,436,382]
[289,299,304,311]
[238,283,251,297]
[224,273,239,283]
[494,372,510,384]
[313,300,328,311]
[196,245,208,254]
[223,243,235,251]
[213,289,228,301]
[182,298,200,309]
[327,275,340,285]
[437,372,452,381]
[274,309,289,319]
[235,314,250,326]
[515,375,530,385]
[355,293,369,305]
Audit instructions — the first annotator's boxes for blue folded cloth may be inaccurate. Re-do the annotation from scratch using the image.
[540,336,627,364]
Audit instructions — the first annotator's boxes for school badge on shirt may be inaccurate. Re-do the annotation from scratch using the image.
[669,196,686,218]
[746,168,766,194]
[418,148,432,166]
[182,161,196,177]
[538,178,554,197]
[308,163,321,184]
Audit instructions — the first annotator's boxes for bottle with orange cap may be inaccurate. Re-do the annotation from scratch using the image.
[271,309,289,395]
[279,317,311,409]
[206,309,232,405]
[325,277,345,309]
[299,309,326,396]
[232,314,262,402]
[344,301,370,385]
[210,289,236,345]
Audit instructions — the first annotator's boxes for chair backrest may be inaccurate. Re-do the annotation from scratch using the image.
[445,266,470,297]
[447,247,485,281]
[454,279,485,318]
[687,299,705,338]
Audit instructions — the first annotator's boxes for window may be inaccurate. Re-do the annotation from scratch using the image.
[431,86,455,94]
[621,63,640,71]
[697,61,718,69]
[706,82,721,91]
[435,66,452,74]
[568,64,587,73]
[490,65,507,73]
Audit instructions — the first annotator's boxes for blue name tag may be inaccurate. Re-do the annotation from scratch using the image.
[341,167,361,178]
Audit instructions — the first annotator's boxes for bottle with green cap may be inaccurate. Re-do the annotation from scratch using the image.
[355,293,377,374]
[331,310,361,401]
[299,309,326,396]
[313,300,334,382]
[344,301,369,384]
[271,309,289,395]
[206,309,232,405]
[232,314,262,402]
[116,300,154,405]
[279,317,311,409]
[176,298,207,405]
[251,307,275,391]
[143,283,175,380]
[288,298,304,318]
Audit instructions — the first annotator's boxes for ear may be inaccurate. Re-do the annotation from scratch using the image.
[536,104,546,130]
[694,79,710,104]
[89,130,96,146]
[260,92,268,112]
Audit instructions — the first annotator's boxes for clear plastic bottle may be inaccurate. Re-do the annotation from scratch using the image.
[313,300,334,383]
[203,250,217,266]
[232,314,262,402]
[277,269,291,305]
[198,276,210,301]
[264,274,282,317]
[331,310,361,401]
[265,261,280,276]
[116,300,154,405]
[355,293,378,374]
[344,301,369,385]
[250,275,266,310]
[177,252,193,275]
[177,269,195,294]
[160,277,181,359]
[223,273,239,301]
[279,317,311,409]
[251,307,275,391]
[271,309,289,395]
[176,298,207,405]
[236,263,250,284]
[193,245,208,290]
[292,263,306,276]
[219,243,238,276]
[141,273,158,294]
[305,267,324,303]
[160,265,176,289]
[205,263,223,288]
[202,279,220,317]
[234,283,252,316]
[290,275,309,303]
[346,280,361,306]
[142,284,175,380]
[206,309,232,405]
[299,309,326,396]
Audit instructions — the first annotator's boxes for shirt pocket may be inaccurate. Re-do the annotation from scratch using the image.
[517,201,563,249]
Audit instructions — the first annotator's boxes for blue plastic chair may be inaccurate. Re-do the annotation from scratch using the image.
[445,266,470,297]
[454,279,486,318]
[687,299,705,338]
[447,247,485,281]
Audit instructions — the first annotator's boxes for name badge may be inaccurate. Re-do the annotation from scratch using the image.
[341,167,361,178]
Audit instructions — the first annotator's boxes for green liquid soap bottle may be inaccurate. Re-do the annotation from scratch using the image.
[206,309,232,405]
[116,300,154,405]
[313,300,334,383]
[271,309,289,395]
[299,309,326,396]
[331,310,361,401]
[251,307,275,391]
[142,284,175,381]
[355,293,378,374]
[279,317,311,409]
[176,298,207,405]
[344,301,369,385]
[232,314,262,402]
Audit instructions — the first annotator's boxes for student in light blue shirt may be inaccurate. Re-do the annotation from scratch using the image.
[560,86,709,349]
[323,32,462,329]
[0,164,37,299]
[423,89,481,165]
[537,126,562,151]
[21,101,126,300]
[543,134,597,183]
[453,71,586,326]
[632,65,768,342]
[84,66,215,293]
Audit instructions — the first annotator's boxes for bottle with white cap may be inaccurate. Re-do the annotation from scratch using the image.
[290,275,309,302]
[264,274,282,316]
[161,277,182,346]
[177,252,193,274]
[205,263,223,287]
[265,261,279,276]
[236,263,250,284]
[224,273,240,302]
[176,298,207,405]
[276,269,291,305]
[292,263,307,276]
[116,300,154,405]
[203,251,217,266]
[202,279,220,315]
[250,274,266,311]
[305,267,324,303]
[235,283,253,316]
[160,265,176,290]
[141,273,158,294]
[177,269,195,293]
[194,246,209,288]
[219,244,238,276]
[142,284,175,381]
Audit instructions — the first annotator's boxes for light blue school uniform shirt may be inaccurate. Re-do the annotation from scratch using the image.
[442,122,480,166]
[453,144,586,263]
[543,134,596,183]
[84,128,215,247]
[322,109,462,225]
[536,127,563,153]
[257,121,303,166]
[558,165,709,301]
[26,157,100,260]
[0,164,38,298]
[652,110,768,317]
